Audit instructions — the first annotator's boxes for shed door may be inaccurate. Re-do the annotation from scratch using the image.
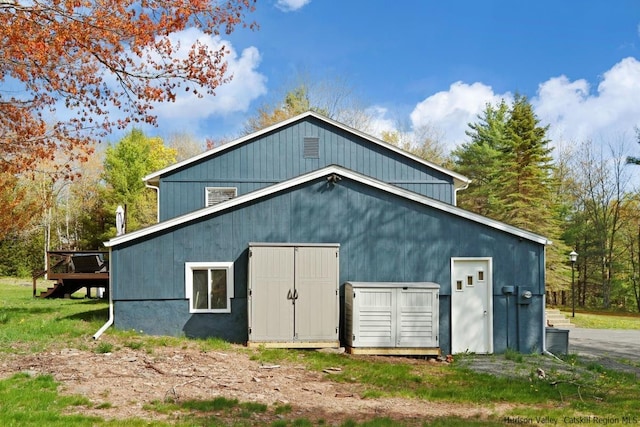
[352,288,394,346]
[248,246,295,341]
[397,288,438,347]
[248,245,339,342]
[451,258,493,354]
[294,246,339,340]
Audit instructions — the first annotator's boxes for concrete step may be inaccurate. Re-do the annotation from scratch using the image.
[545,309,574,328]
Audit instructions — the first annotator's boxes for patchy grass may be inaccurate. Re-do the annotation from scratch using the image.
[147,396,268,423]
[0,373,178,427]
[246,346,640,420]
[94,342,113,354]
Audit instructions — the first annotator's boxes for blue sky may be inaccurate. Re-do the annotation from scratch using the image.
[144,0,640,153]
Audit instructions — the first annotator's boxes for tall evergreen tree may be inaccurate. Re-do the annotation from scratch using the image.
[497,95,555,230]
[453,96,568,291]
[451,100,509,217]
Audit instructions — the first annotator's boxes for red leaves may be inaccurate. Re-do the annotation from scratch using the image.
[0,0,256,176]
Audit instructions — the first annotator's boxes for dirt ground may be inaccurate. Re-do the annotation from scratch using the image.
[0,341,518,425]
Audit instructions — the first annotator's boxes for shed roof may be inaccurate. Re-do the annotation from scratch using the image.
[107,165,550,248]
[143,110,471,190]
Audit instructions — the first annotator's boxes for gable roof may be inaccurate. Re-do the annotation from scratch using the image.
[143,110,471,190]
[107,165,550,248]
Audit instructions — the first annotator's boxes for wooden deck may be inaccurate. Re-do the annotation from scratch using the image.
[33,251,109,299]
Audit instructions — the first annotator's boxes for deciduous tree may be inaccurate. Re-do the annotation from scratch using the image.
[103,129,176,232]
[568,140,630,308]
[242,78,373,134]
[380,125,448,166]
[0,0,256,175]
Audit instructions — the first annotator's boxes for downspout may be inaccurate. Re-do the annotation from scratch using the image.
[145,182,160,223]
[453,181,470,206]
[93,248,114,340]
[541,296,547,353]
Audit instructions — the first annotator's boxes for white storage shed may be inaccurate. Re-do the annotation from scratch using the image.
[344,282,440,355]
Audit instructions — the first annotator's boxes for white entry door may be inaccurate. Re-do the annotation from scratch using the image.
[451,258,493,354]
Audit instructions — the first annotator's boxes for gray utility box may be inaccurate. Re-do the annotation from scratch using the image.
[247,243,340,348]
[344,282,440,354]
[545,328,569,355]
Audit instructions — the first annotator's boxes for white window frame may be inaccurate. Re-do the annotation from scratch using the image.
[205,187,237,207]
[185,262,234,313]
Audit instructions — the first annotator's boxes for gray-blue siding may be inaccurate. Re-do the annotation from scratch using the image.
[158,117,456,220]
[112,176,545,354]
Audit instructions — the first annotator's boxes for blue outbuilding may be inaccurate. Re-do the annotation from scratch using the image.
[103,111,550,355]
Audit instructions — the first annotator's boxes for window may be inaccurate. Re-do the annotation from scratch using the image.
[205,187,237,207]
[467,275,474,286]
[456,280,463,291]
[185,262,234,313]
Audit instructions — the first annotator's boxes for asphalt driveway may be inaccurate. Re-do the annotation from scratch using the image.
[568,328,640,375]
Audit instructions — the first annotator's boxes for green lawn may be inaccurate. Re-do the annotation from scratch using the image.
[562,310,640,329]
[1,277,639,426]
[0,277,109,353]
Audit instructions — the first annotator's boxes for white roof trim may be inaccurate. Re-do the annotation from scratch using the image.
[107,165,550,247]
[143,111,471,189]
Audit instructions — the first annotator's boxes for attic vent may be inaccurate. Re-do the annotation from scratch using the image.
[205,187,237,207]
[303,137,319,158]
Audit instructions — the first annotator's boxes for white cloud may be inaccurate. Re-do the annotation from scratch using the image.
[409,82,511,150]
[275,0,311,12]
[151,28,267,126]
[365,106,397,137]
[406,57,640,153]
[533,57,640,145]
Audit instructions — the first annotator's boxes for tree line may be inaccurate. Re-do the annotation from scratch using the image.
[1,85,638,313]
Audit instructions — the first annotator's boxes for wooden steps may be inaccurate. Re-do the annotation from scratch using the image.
[39,280,87,299]
[545,308,574,328]
[38,277,108,299]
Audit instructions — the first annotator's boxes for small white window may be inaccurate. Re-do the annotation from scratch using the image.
[185,262,234,313]
[205,187,237,207]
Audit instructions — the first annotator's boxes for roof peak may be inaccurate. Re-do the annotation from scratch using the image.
[143,110,471,189]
